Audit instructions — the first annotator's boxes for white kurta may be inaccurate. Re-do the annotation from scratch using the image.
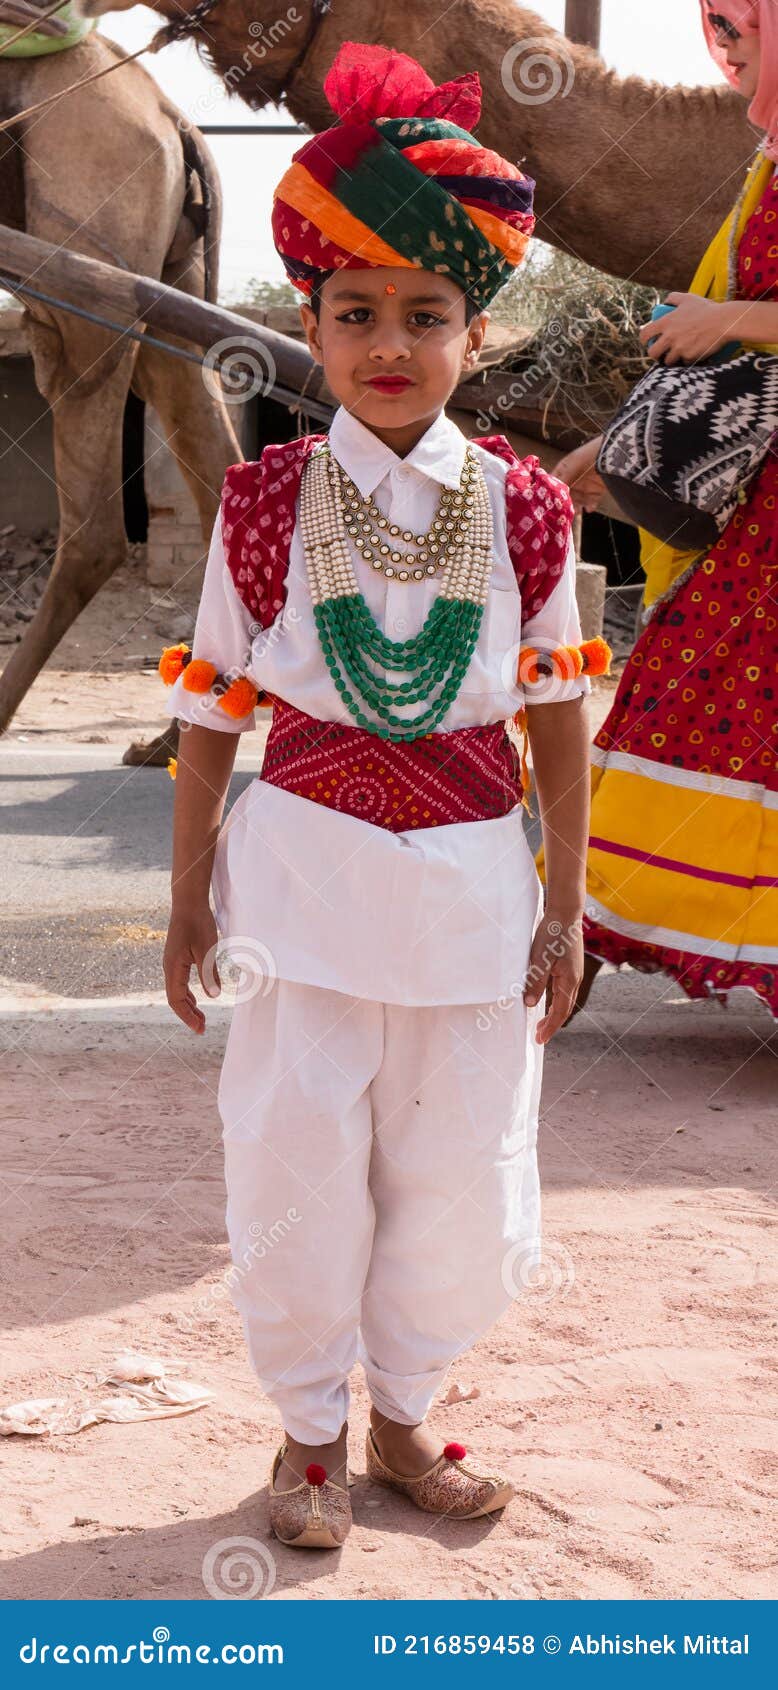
[169,405,589,1007]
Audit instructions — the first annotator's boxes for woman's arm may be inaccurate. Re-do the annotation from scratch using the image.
[163,724,239,1035]
[639,292,778,363]
[522,695,591,1044]
[554,435,606,514]
[722,297,778,346]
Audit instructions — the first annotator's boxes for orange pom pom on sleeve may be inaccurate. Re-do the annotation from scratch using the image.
[580,636,612,677]
[559,644,585,678]
[218,677,259,719]
[182,659,218,694]
[158,644,189,686]
[517,646,541,685]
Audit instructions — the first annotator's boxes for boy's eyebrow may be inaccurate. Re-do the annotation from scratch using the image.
[326,288,456,307]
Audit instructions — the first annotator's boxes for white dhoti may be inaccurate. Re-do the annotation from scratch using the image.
[218,979,544,1444]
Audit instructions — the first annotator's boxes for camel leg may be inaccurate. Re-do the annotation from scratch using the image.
[0,315,136,732]
[132,332,242,542]
[121,332,243,766]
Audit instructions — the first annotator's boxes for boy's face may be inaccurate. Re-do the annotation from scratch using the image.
[299,268,488,448]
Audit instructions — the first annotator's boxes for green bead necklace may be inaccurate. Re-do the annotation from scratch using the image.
[300,443,494,742]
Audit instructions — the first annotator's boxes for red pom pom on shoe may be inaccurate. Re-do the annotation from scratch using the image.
[443,1442,467,1462]
[306,1463,327,1487]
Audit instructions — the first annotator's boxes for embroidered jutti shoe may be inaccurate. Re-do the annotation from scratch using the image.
[365,1429,514,1518]
[269,1444,352,1549]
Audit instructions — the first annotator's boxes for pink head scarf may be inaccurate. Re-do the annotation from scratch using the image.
[700,2,778,159]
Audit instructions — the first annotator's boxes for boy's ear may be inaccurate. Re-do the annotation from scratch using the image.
[463,309,489,371]
[299,302,324,366]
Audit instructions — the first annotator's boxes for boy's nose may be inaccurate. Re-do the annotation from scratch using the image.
[368,335,413,363]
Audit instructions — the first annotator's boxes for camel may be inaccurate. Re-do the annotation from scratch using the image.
[0,28,241,733]
[83,0,756,289]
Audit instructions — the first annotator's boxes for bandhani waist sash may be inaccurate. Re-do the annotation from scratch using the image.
[260,697,523,830]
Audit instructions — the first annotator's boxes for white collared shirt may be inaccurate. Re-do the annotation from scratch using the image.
[168,406,589,1005]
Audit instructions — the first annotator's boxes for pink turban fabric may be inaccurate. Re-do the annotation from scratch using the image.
[700,1,778,160]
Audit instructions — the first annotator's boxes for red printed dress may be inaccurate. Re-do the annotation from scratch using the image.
[579,176,778,1018]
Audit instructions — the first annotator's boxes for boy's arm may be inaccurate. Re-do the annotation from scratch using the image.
[164,725,239,1035]
[522,696,591,1045]
[161,503,260,1034]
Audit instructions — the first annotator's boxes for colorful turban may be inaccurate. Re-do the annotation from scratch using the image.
[271,40,535,312]
[701,2,778,161]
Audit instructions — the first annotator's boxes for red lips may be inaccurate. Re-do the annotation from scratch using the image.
[365,376,414,392]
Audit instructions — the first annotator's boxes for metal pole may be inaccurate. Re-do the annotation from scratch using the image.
[564,0,602,48]
[0,224,332,413]
[565,2,601,570]
[198,125,310,135]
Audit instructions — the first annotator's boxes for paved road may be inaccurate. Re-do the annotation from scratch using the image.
[1,745,257,996]
[1,743,546,997]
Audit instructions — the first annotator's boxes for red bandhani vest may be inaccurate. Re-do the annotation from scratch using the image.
[219,432,573,628]
[217,433,573,831]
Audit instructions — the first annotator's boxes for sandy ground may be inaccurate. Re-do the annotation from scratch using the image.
[1,580,776,1603]
[1,987,775,1603]
[2,558,197,751]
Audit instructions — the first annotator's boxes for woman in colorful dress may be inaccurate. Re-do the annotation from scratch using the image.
[553,1,778,1022]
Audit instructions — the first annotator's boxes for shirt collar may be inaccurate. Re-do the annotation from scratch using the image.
[327,405,468,497]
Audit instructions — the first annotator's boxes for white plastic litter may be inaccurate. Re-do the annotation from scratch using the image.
[0,1350,213,1437]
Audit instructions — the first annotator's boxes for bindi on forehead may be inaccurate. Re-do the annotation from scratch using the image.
[326,285,458,308]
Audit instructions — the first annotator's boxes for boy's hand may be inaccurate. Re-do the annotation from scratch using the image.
[164,906,221,1034]
[523,909,584,1044]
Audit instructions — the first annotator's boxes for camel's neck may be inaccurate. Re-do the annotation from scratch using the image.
[161,0,332,110]
[166,0,755,288]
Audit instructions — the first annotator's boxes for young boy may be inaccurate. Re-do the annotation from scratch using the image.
[161,41,602,1550]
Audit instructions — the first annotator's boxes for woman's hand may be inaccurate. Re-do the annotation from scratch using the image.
[164,904,221,1034]
[639,294,736,365]
[554,435,606,514]
[523,908,584,1044]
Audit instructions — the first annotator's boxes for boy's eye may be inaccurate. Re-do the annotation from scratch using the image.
[335,308,447,327]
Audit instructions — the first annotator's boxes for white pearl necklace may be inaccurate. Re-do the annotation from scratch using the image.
[329,448,480,581]
[301,445,494,609]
